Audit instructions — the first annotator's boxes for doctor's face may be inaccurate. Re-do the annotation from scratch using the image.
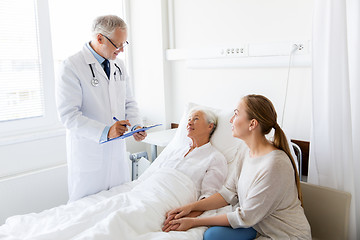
[101,28,128,60]
[187,111,213,140]
[230,101,251,139]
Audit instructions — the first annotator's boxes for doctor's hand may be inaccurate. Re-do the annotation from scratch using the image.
[108,120,130,139]
[132,127,147,142]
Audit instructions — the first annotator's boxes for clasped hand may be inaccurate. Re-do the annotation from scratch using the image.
[162,205,196,232]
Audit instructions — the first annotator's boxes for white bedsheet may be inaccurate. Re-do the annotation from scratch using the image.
[0,168,210,240]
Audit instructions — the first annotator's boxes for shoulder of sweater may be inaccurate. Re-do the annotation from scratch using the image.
[267,150,291,163]
[263,150,294,174]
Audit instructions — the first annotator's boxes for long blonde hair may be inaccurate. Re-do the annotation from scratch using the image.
[242,94,303,205]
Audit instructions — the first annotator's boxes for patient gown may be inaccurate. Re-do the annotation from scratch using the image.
[139,142,228,199]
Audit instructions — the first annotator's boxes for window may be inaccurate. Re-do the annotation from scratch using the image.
[0,0,44,122]
[0,0,59,140]
[0,0,127,140]
[49,0,127,65]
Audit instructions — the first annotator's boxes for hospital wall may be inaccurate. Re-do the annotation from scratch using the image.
[130,0,313,142]
[0,0,313,225]
[0,135,68,224]
[0,133,145,225]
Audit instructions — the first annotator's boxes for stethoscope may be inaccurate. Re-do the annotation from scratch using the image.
[89,62,122,87]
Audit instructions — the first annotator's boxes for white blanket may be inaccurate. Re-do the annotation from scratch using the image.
[0,168,210,240]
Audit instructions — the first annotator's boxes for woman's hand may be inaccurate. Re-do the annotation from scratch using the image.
[164,217,196,232]
[163,210,205,232]
[166,203,194,221]
[162,212,180,232]
[162,204,193,232]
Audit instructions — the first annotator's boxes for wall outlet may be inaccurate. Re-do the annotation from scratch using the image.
[220,45,248,57]
[179,41,310,60]
[293,41,309,55]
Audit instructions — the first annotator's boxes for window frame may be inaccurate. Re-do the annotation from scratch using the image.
[0,0,131,145]
[0,0,62,144]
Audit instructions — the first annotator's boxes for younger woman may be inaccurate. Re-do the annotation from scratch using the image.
[163,95,311,240]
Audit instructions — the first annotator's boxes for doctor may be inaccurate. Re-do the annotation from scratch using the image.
[56,15,146,202]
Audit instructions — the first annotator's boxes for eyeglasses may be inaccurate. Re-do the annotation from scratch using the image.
[102,34,129,50]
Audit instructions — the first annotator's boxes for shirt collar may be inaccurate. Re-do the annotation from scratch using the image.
[189,141,211,151]
[86,42,106,64]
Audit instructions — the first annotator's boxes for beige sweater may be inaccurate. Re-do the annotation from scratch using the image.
[219,150,311,240]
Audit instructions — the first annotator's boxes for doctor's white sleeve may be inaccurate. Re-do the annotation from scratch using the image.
[56,59,106,142]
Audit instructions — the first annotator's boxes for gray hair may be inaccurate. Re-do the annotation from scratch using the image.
[188,107,218,138]
[92,15,127,38]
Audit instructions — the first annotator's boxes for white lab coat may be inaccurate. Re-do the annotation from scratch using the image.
[56,44,142,202]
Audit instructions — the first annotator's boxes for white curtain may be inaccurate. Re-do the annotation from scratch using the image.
[309,0,360,239]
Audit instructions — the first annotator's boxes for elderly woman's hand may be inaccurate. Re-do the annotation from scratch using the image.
[167,204,193,220]
[162,203,194,232]
[162,212,180,232]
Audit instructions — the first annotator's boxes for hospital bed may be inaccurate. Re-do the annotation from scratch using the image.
[0,103,245,240]
[0,102,328,240]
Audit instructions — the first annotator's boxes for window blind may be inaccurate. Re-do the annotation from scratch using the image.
[0,0,44,122]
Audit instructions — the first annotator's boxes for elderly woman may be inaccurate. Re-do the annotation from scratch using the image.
[138,107,228,200]
[163,95,311,240]
[0,107,227,240]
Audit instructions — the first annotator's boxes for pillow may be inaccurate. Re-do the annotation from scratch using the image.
[162,102,246,165]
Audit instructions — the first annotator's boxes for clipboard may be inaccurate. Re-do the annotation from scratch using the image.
[100,124,162,144]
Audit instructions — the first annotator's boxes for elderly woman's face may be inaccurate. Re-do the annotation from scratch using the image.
[187,111,213,140]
